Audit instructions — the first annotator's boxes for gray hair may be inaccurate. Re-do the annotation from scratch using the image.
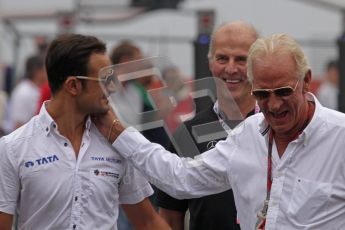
[207,21,258,60]
[247,33,310,83]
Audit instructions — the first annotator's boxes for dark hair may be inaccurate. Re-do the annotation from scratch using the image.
[327,59,338,71]
[25,55,45,80]
[45,34,106,95]
[110,40,140,64]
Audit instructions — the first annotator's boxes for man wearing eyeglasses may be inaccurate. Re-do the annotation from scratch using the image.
[0,34,170,230]
[93,33,345,229]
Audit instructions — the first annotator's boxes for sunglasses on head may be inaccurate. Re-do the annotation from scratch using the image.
[251,80,299,100]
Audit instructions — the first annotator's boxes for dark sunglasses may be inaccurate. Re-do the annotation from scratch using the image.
[251,80,299,100]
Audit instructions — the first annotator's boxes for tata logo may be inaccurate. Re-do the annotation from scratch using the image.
[206,140,218,150]
[25,155,59,168]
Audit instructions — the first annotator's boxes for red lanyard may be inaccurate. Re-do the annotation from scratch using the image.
[255,130,274,230]
[267,130,274,198]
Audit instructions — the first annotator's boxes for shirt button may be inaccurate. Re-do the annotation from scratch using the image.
[75,196,78,201]
[73,224,76,229]
[46,127,49,132]
[64,143,68,147]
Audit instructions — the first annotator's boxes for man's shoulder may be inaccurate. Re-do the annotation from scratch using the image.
[245,112,264,123]
[318,106,345,129]
[223,113,265,141]
[3,116,42,145]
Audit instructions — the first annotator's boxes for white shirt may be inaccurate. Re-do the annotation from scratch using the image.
[0,103,153,230]
[10,80,40,126]
[113,94,345,230]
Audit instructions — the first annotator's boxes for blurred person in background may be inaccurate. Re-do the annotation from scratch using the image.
[156,21,258,230]
[0,90,7,136]
[10,55,47,129]
[34,35,52,113]
[110,40,170,152]
[317,59,339,110]
[110,40,145,126]
[159,66,194,133]
[110,40,172,230]
[110,39,142,230]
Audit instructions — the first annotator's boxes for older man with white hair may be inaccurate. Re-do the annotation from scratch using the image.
[94,33,345,229]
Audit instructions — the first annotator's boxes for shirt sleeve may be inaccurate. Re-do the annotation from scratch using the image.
[113,127,232,199]
[155,137,188,212]
[118,160,153,204]
[0,137,19,214]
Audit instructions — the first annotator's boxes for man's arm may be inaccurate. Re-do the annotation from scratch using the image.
[92,111,232,199]
[0,212,13,230]
[159,208,185,230]
[0,139,19,230]
[122,198,171,230]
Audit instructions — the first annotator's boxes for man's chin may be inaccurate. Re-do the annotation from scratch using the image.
[90,107,110,116]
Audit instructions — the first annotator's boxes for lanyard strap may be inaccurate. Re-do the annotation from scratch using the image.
[266,130,274,200]
[255,129,273,230]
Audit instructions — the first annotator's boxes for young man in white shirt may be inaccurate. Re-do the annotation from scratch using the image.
[0,34,170,230]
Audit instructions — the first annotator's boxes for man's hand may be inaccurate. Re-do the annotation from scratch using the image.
[159,208,185,230]
[92,110,125,143]
[0,212,13,230]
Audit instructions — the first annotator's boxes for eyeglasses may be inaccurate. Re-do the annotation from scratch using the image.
[251,80,299,100]
[76,74,116,91]
[76,75,115,85]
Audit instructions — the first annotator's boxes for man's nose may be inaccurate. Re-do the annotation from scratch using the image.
[267,93,283,112]
[224,59,238,75]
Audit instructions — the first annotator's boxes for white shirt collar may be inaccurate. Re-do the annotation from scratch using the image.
[38,101,92,136]
[258,93,323,145]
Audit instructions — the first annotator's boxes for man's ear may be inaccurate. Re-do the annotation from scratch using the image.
[303,70,312,93]
[64,76,80,96]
